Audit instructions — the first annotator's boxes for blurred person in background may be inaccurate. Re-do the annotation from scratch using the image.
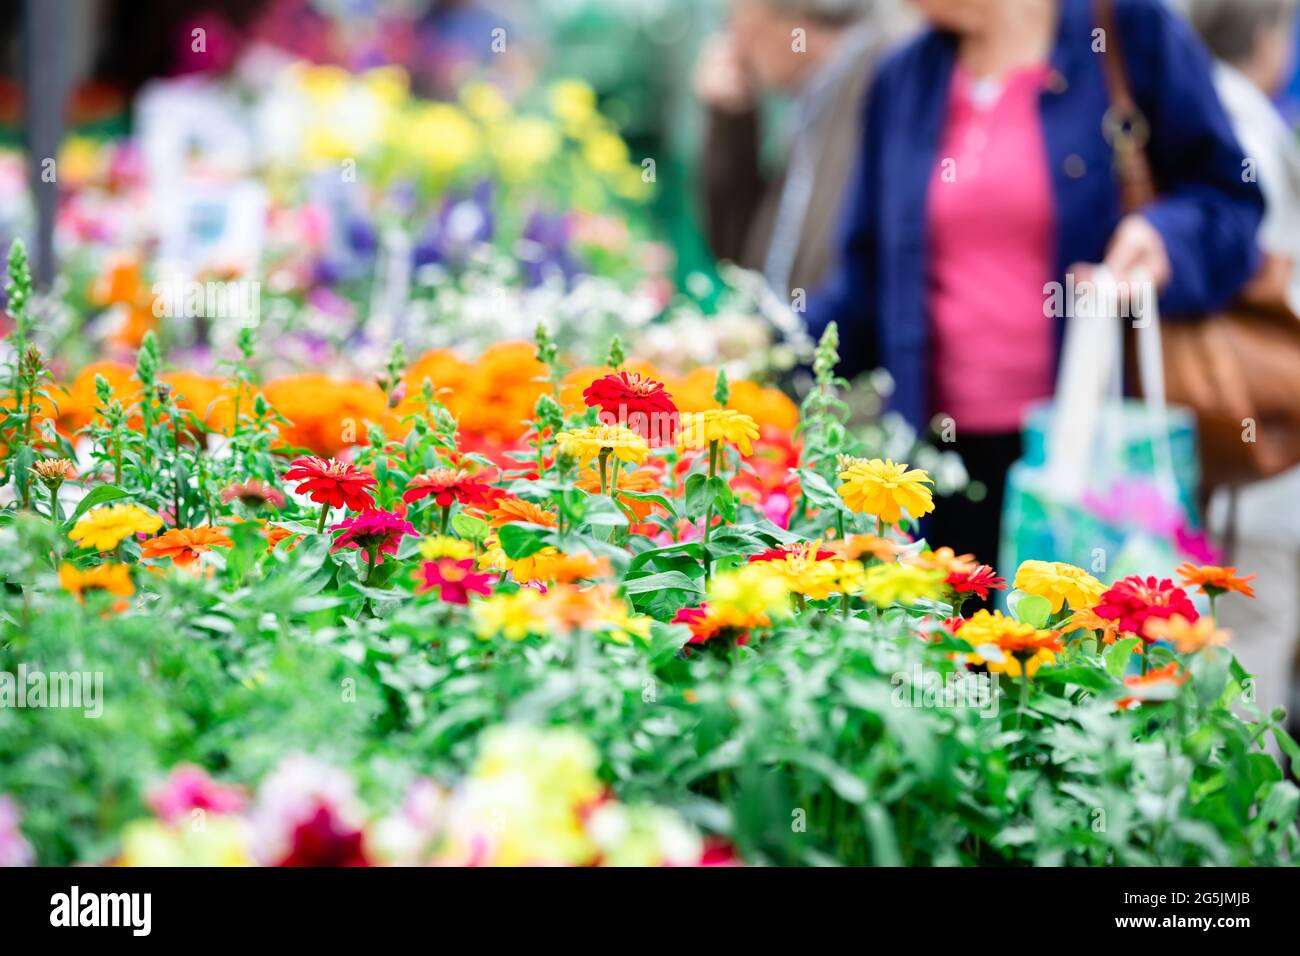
[695,0,914,301]
[1188,0,1300,732]
[805,0,1263,565]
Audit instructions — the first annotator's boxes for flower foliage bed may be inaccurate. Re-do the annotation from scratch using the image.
[1,242,1298,867]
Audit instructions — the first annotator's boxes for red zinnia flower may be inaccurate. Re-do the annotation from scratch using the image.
[1094,575,1199,644]
[583,371,680,444]
[414,558,494,605]
[748,543,836,563]
[947,564,1007,601]
[330,509,417,565]
[276,803,370,868]
[283,457,376,511]
[402,468,498,508]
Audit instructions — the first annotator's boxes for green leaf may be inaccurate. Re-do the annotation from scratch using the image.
[498,522,554,560]
[618,489,677,519]
[1008,591,1051,629]
[622,570,702,595]
[795,469,849,513]
[1104,637,1140,678]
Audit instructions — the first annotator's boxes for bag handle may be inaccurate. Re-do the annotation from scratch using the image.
[1045,267,1178,502]
[1095,0,1157,213]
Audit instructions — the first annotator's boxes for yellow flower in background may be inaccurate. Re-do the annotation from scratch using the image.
[442,725,604,866]
[409,103,481,177]
[757,544,863,600]
[471,589,544,641]
[593,603,654,645]
[1013,560,1106,613]
[296,63,352,103]
[493,117,561,182]
[837,459,935,526]
[57,135,105,186]
[58,562,134,601]
[556,424,649,467]
[583,129,631,175]
[679,408,761,457]
[419,536,475,561]
[956,610,1062,679]
[119,816,254,867]
[362,65,410,107]
[860,563,945,607]
[707,562,791,619]
[549,79,598,132]
[461,80,511,122]
[68,504,162,552]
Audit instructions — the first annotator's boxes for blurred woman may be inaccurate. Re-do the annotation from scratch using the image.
[807,0,1263,564]
[1189,0,1300,735]
[696,0,914,300]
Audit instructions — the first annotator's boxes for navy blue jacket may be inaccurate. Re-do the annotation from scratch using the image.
[806,0,1264,431]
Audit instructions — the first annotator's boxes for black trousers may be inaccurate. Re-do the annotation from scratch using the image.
[923,432,1023,570]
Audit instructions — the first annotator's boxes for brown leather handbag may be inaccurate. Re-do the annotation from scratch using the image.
[1096,0,1300,489]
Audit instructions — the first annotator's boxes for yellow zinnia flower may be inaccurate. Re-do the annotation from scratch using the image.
[860,563,945,607]
[68,504,163,552]
[419,536,475,561]
[837,459,935,526]
[678,408,761,457]
[707,562,792,619]
[555,424,649,467]
[1012,560,1106,613]
[471,590,544,642]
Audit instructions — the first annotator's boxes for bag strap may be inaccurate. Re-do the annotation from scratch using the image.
[1095,0,1157,213]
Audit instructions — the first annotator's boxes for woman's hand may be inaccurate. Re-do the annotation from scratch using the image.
[694,34,754,114]
[1101,214,1172,290]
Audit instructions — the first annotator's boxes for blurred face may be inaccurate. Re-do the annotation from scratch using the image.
[1249,18,1298,96]
[911,0,1000,32]
[730,0,822,92]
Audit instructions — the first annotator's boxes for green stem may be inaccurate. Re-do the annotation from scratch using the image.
[440,504,451,536]
[317,504,330,534]
[598,447,611,497]
[47,483,62,526]
[703,440,718,588]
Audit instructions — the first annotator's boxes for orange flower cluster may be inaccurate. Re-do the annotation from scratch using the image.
[43,342,801,465]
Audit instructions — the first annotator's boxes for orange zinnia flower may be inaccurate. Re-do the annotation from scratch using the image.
[1117,662,1188,710]
[487,497,557,527]
[140,527,234,567]
[1145,614,1232,654]
[1061,606,1127,645]
[1176,563,1256,599]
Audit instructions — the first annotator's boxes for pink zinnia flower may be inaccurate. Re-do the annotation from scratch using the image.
[330,509,417,565]
[414,558,494,604]
[147,765,246,825]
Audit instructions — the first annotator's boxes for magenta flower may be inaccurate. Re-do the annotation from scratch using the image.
[414,558,494,605]
[330,509,417,566]
[147,765,247,825]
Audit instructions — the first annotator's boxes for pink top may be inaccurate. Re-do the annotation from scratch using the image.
[927,64,1056,434]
